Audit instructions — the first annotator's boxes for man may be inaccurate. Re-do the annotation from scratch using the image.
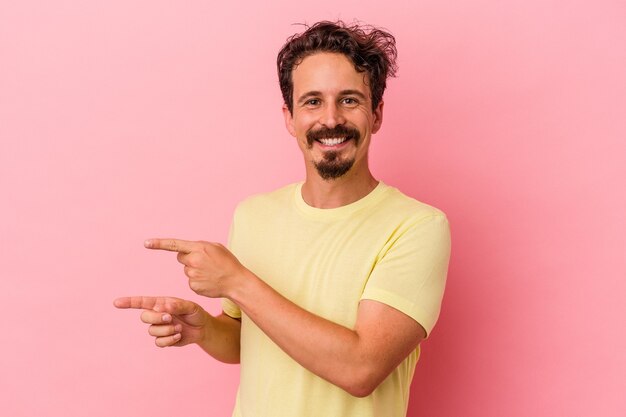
[114,21,450,417]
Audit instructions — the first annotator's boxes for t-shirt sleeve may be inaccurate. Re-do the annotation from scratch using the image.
[222,297,242,319]
[222,207,242,319]
[361,214,451,337]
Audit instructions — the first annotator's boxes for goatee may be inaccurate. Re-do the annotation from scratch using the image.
[306,125,360,180]
[315,151,355,180]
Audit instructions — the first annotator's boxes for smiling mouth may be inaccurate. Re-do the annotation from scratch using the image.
[307,126,360,148]
[316,136,350,146]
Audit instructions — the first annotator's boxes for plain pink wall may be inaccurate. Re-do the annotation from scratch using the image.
[1,1,624,416]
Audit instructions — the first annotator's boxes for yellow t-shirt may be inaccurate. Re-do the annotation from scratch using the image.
[222,182,450,417]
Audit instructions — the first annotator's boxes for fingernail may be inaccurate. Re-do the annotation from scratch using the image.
[144,239,153,248]
[174,324,182,332]
[162,314,172,322]
[173,333,181,341]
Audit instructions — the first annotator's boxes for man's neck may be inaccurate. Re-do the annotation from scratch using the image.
[301,169,379,209]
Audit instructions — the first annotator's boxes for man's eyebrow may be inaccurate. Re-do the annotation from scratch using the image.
[339,90,367,99]
[296,90,368,104]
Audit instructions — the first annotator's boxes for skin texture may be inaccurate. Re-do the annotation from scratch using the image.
[114,52,426,397]
[283,52,384,208]
[113,295,241,364]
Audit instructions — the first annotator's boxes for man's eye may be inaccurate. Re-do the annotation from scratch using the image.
[305,99,320,106]
[342,98,358,105]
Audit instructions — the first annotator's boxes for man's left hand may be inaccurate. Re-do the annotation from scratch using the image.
[144,238,244,298]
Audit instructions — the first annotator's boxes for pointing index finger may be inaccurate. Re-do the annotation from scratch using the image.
[144,238,194,253]
[113,296,199,316]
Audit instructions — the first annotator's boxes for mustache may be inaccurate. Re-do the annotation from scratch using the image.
[306,125,360,146]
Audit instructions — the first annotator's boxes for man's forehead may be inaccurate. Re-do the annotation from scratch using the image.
[291,52,370,97]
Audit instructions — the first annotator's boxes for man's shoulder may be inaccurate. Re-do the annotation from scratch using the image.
[379,183,447,222]
[234,182,299,217]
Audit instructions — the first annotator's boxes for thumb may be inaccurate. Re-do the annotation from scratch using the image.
[163,298,202,317]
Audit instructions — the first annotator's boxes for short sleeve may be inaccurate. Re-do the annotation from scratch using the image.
[222,208,242,319]
[361,214,451,337]
[222,297,242,319]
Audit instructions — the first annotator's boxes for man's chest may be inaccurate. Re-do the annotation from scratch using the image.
[234,213,396,326]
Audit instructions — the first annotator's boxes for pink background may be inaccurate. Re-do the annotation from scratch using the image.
[1,1,624,416]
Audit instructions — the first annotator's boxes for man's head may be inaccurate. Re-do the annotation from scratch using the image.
[277,21,398,115]
[278,21,398,181]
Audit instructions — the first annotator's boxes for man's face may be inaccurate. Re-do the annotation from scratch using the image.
[283,52,383,181]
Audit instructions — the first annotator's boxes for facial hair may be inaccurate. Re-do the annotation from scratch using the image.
[305,125,361,180]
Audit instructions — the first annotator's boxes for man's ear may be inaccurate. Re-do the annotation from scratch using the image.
[282,104,296,137]
[372,101,384,134]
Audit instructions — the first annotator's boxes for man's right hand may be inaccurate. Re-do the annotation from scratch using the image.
[113,296,208,348]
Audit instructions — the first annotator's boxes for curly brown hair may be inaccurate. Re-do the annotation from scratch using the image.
[277,21,398,114]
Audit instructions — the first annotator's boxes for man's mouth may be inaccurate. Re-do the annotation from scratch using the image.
[316,136,350,146]
[307,126,360,148]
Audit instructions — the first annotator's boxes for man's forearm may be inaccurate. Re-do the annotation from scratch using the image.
[226,269,398,397]
[197,312,241,364]
[139,238,422,394]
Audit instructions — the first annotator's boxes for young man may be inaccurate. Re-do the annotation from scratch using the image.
[115,21,450,417]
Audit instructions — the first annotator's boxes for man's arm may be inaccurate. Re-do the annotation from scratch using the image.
[113,296,241,364]
[144,239,426,397]
[231,269,426,397]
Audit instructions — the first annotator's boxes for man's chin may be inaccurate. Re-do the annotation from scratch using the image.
[314,159,355,180]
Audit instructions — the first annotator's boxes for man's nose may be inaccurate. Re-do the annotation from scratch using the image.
[319,102,346,128]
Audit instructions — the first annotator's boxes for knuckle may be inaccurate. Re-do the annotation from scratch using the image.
[141,311,161,324]
[151,324,176,337]
[188,253,203,266]
[189,280,203,294]
[140,311,151,323]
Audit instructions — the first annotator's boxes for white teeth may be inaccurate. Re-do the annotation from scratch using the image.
[319,137,348,146]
